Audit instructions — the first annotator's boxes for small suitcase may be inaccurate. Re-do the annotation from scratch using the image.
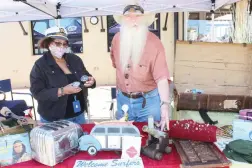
[30,120,83,166]
[239,109,252,121]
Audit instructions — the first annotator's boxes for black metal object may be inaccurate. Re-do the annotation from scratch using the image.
[141,135,171,160]
[83,17,89,33]
[174,12,179,40]
[18,22,28,35]
[56,2,62,19]
[174,12,179,58]
[141,127,171,160]
[249,0,252,14]
[100,16,105,32]
[199,108,218,125]
[162,13,168,31]
[182,12,185,41]
[210,0,216,13]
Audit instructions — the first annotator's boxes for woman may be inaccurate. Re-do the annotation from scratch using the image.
[12,140,31,164]
[30,26,96,124]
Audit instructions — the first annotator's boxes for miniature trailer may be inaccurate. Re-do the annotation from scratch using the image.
[78,124,140,156]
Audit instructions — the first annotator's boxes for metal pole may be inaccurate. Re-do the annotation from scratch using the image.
[211,13,215,42]
[55,19,60,27]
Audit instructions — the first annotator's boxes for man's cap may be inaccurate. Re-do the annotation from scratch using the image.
[113,4,156,26]
[123,5,144,14]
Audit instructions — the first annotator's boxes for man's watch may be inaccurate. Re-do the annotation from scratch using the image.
[160,101,170,107]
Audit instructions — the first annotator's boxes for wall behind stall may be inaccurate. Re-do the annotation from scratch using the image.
[0,13,176,89]
[174,41,252,96]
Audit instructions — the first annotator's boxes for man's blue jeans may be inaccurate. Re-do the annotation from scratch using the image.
[116,88,161,122]
[40,113,86,124]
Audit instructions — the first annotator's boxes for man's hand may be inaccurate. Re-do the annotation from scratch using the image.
[84,77,95,87]
[159,104,170,131]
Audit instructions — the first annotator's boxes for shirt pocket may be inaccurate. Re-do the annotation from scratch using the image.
[133,63,148,82]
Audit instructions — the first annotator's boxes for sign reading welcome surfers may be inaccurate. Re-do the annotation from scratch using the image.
[73,158,144,168]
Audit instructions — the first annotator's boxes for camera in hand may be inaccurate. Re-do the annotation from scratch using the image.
[71,82,81,88]
[71,75,89,89]
[80,75,89,84]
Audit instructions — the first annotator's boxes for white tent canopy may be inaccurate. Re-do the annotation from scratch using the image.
[0,0,240,23]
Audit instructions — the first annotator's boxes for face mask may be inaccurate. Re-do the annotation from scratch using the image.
[49,45,67,58]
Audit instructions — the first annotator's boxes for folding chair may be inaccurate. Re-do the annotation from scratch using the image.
[109,87,117,120]
[0,79,36,120]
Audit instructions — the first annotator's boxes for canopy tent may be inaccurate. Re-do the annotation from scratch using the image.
[0,0,241,23]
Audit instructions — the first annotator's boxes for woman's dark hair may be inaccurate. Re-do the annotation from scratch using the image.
[38,37,54,49]
[12,140,26,163]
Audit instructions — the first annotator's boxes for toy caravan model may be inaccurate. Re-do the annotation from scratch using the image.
[78,124,140,156]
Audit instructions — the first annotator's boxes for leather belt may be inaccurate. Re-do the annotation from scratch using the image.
[121,90,153,108]
[121,92,143,99]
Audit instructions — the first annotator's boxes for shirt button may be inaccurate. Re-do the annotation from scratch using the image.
[124,74,129,79]
[126,84,129,86]
[52,71,54,73]
[127,64,130,68]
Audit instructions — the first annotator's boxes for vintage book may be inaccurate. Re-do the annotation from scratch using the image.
[0,132,32,167]
[173,139,231,168]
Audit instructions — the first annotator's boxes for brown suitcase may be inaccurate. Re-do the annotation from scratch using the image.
[177,93,252,112]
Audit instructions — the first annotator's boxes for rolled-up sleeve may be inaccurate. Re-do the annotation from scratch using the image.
[30,63,59,101]
[152,41,170,83]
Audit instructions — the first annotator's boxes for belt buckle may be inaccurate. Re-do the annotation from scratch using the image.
[129,93,134,98]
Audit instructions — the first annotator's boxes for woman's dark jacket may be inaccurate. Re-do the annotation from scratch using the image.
[30,52,96,121]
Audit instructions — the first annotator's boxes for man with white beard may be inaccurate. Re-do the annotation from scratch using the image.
[110,4,171,131]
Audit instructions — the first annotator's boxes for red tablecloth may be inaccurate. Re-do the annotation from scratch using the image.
[5,122,182,168]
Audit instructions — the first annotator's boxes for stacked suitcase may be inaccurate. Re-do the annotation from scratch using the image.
[30,120,83,166]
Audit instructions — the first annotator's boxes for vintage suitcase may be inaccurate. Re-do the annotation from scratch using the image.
[30,120,83,166]
[239,109,252,120]
[177,93,252,112]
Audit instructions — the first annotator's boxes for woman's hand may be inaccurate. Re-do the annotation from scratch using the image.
[63,84,82,95]
[84,76,95,87]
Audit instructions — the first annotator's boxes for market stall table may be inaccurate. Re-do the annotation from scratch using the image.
[5,122,182,168]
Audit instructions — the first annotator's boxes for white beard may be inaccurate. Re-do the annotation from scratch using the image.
[119,22,148,72]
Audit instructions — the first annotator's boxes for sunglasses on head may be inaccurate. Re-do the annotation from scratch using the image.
[53,41,68,48]
[123,5,144,14]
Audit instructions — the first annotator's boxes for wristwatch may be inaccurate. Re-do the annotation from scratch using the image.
[160,101,170,107]
[60,87,64,96]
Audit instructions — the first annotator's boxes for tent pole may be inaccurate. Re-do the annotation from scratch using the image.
[211,13,215,42]
[14,0,58,19]
[55,19,60,27]
[18,21,28,35]
[210,0,216,42]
